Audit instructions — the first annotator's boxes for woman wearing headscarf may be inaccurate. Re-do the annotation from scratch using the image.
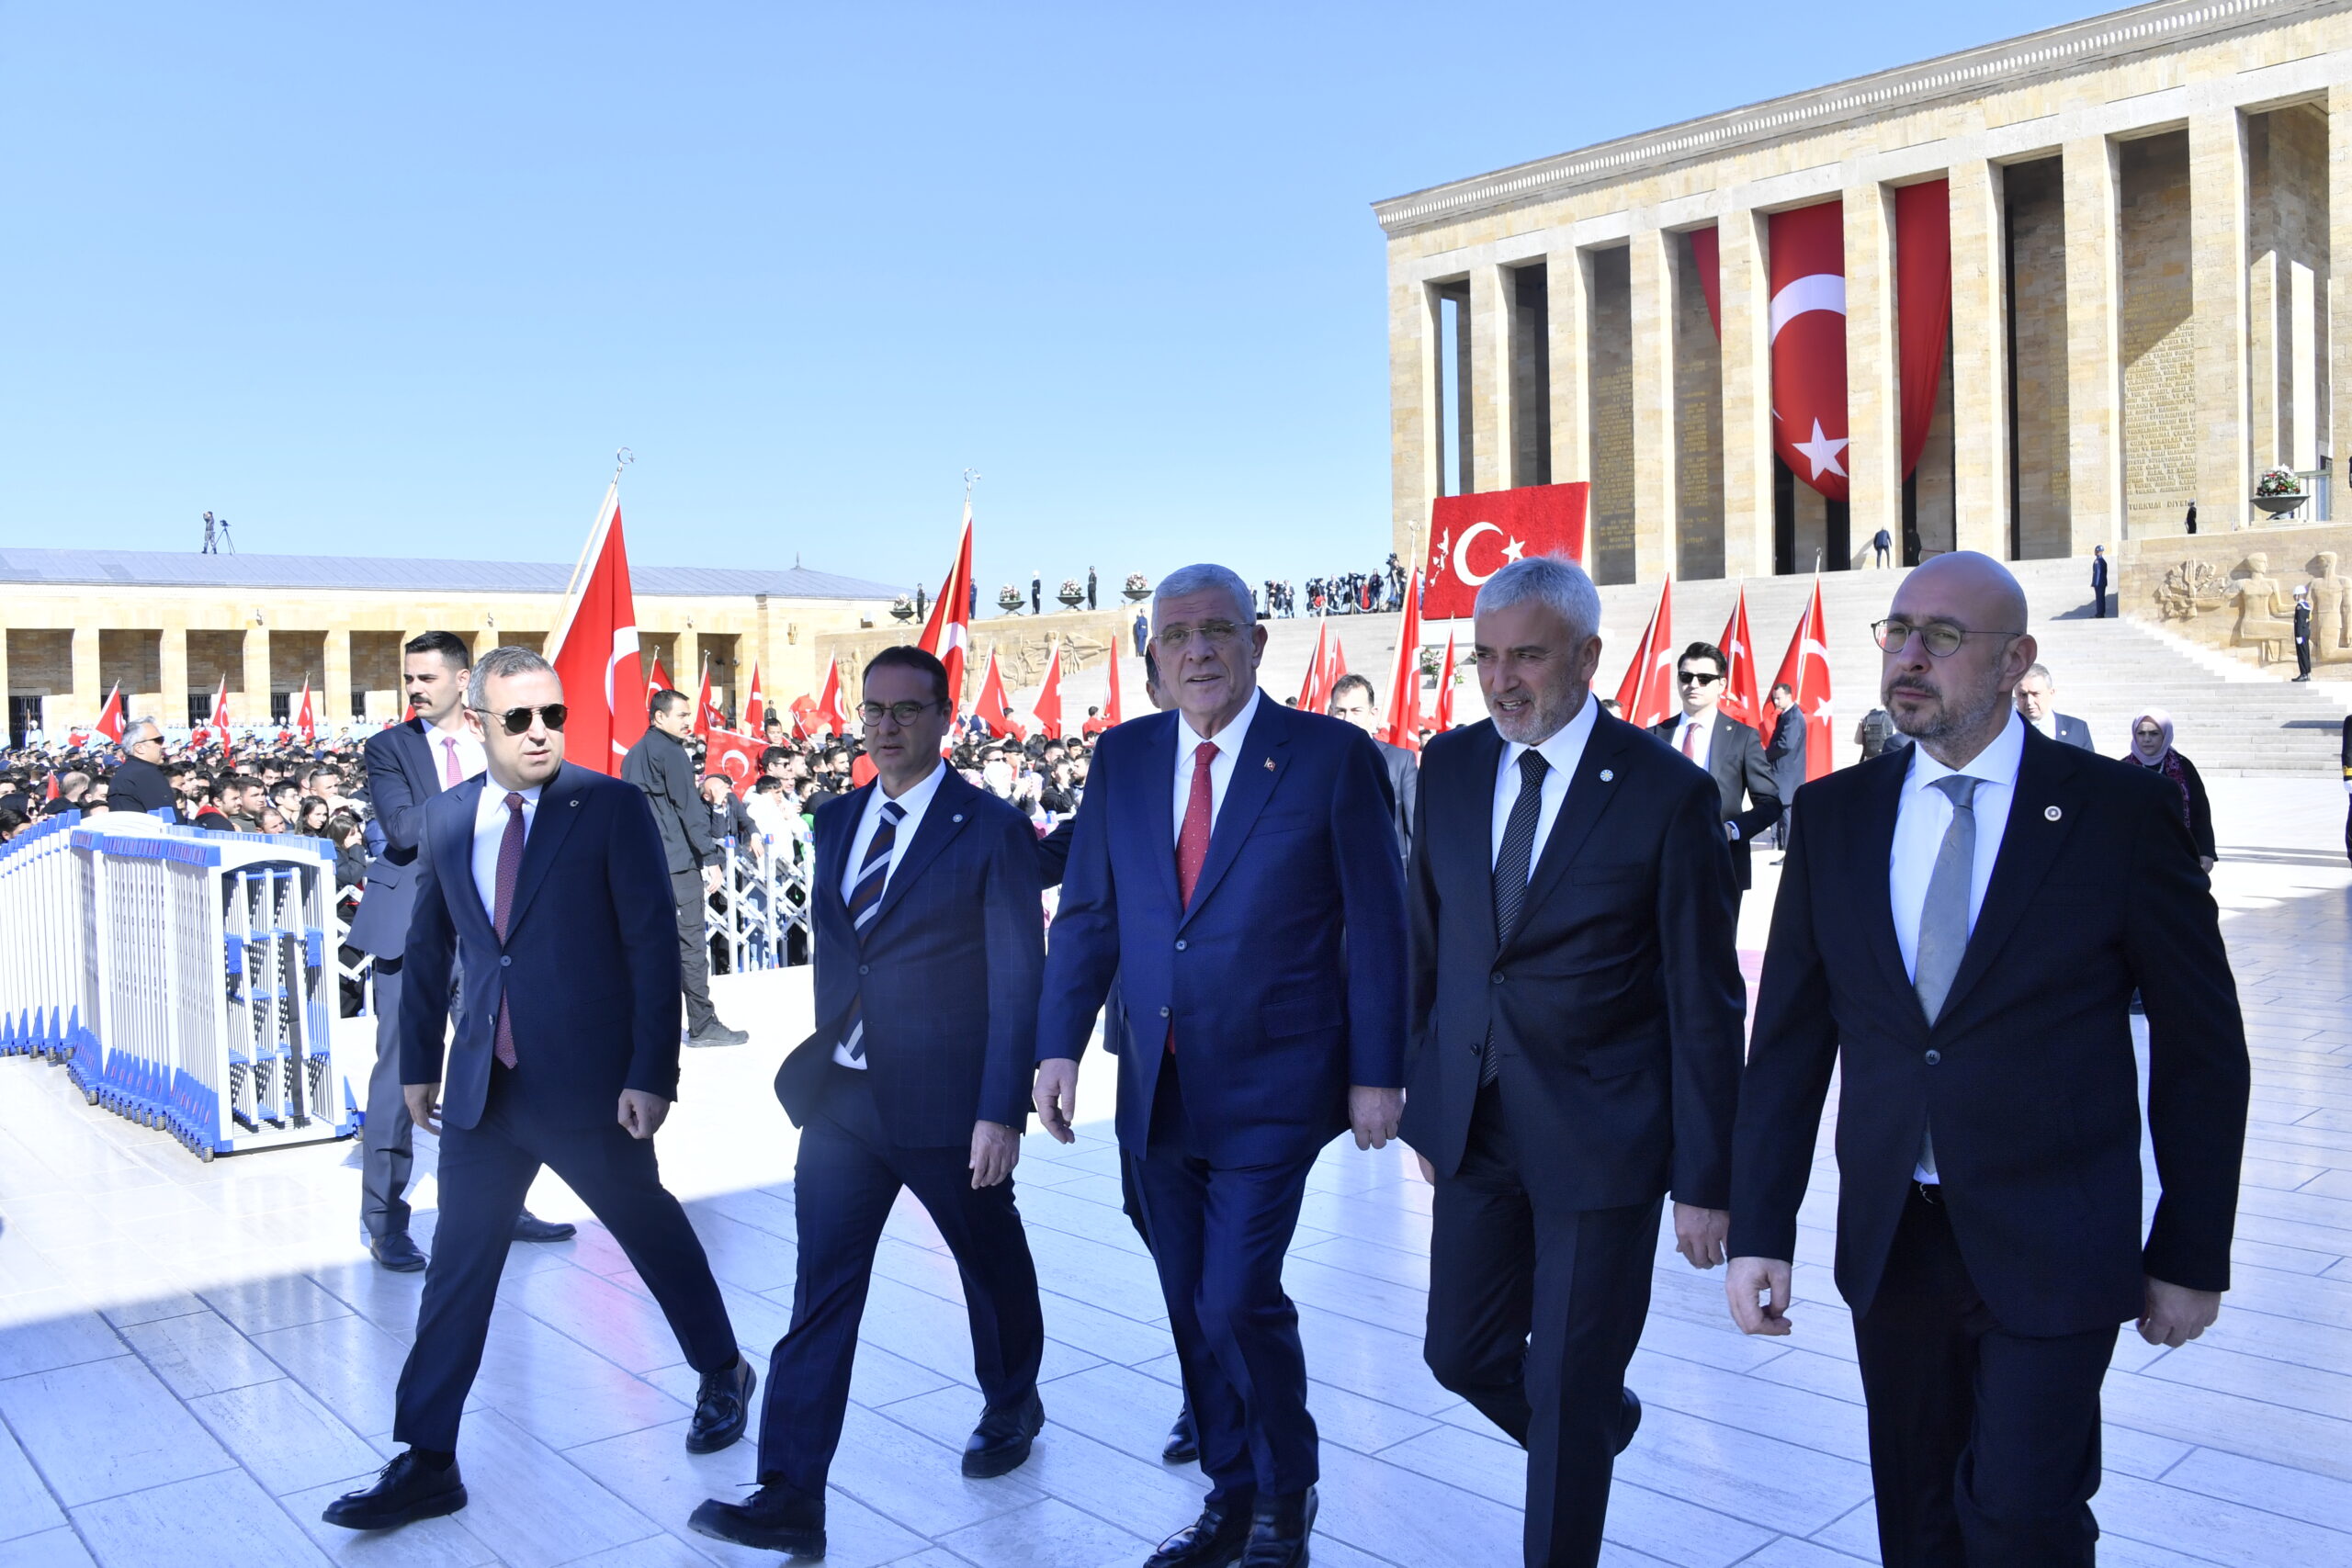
[2123,708,2216,873]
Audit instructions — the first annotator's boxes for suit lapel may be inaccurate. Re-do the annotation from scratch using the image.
[1935,729,2083,1024]
[868,768,977,932]
[1459,722,1504,958]
[434,776,498,942]
[1512,709,1633,941]
[502,764,587,940]
[815,785,867,925]
[1179,694,1285,929]
[1133,713,1184,918]
[401,720,442,798]
[1856,755,1914,1010]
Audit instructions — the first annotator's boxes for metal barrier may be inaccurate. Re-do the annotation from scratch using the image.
[704,834,814,975]
[0,812,356,1160]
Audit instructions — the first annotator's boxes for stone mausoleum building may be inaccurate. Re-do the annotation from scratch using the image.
[1376,0,2351,586]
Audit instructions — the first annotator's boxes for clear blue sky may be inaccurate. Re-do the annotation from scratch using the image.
[2,1,2088,596]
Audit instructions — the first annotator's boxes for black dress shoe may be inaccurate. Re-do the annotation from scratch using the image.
[512,1211,576,1244]
[689,1479,826,1556]
[322,1451,467,1530]
[685,1355,756,1454]
[1161,1402,1198,1464]
[1615,1387,1642,1454]
[1239,1488,1317,1568]
[368,1232,427,1272]
[687,1021,752,1048]
[962,1389,1045,1477]
[1143,1497,1254,1568]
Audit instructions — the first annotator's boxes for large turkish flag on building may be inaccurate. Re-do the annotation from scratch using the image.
[547,492,646,775]
[1770,200,1850,502]
[1421,482,1588,620]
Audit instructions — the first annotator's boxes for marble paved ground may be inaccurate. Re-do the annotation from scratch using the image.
[0,776,2348,1567]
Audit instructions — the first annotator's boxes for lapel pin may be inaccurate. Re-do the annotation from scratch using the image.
[1600,769,1614,783]
[1264,758,1277,773]
[2044,805,2062,821]
[953,813,965,824]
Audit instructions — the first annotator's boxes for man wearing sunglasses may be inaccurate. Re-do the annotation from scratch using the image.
[327,647,749,1536]
[1648,642,1781,906]
[107,719,178,818]
[622,689,750,1049]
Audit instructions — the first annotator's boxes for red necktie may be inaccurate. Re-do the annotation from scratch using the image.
[492,792,526,1066]
[443,737,463,788]
[1169,742,1217,1053]
[1681,723,1698,759]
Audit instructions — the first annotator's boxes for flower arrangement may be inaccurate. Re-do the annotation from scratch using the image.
[997,583,1025,612]
[1125,572,1148,592]
[1058,578,1085,600]
[2256,468,2303,497]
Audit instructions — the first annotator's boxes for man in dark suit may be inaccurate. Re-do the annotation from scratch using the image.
[2294,585,2314,681]
[1407,558,1746,1568]
[1327,671,1419,860]
[345,631,570,1271]
[323,647,752,1533]
[622,690,748,1047]
[1764,682,1807,848]
[1646,639,1781,900]
[691,647,1047,1560]
[1035,563,1408,1568]
[107,721,177,818]
[1726,552,2249,1567]
[2090,543,2109,618]
[2012,664,2094,750]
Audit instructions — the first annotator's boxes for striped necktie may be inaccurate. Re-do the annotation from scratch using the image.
[839,798,906,1060]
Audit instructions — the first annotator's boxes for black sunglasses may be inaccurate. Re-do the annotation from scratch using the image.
[1677,671,1723,686]
[469,704,568,735]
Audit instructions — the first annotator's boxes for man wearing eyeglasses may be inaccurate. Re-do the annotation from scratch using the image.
[693,646,1047,1560]
[107,719,177,818]
[1727,552,2247,1567]
[622,689,750,1049]
[1646,642,1780,905]
[325,646,749,1535]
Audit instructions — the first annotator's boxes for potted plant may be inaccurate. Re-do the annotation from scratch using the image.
[1122,571,1151,603]
[997,583,1025,615]
[2253,468,2307,518]
[1057,577,1086,609]
[889,594,916,623]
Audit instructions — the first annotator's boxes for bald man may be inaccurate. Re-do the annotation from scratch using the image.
[1726,552,2248,1566]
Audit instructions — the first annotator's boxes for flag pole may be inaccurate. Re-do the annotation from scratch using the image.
[549,449,630,663]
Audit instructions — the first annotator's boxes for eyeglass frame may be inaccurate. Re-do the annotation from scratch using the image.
[858,699,944,726]
[1675,669,1724,687]
[1154,618,1246,650]
[468,703,569,735]
[1870,617,2026,659]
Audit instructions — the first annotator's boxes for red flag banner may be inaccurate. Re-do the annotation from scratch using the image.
[1716,586,1763,730]
[704,725,763,798]
[1296,619,1332,713]
[295,678,316,746]
[646,655,673,697]
[546,494,646,775]
[917,502,976,708]
[1100,635,1124,728]
[1382,570,1425,750]
[1033,641,1065,740]
[95,683,126,746]
[1430,627,1459,734]
[1895,181,1952,481]
[1770,201,1849,502]
[692,662,726,739]
[973,649,1024,740]
[743,665,767,735]
[814,656,847,737]
[1613,580,1676,729]
[1422,483,1589,620]
[1770,580,1835,782]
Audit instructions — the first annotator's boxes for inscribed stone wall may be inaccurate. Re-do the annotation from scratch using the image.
[1674,230,1725,580]
[1512,265,1553,484]
[2120,131,2198,537]
[2007,157,2073,558]
[1588,246,1636,585]
[2247,105,2331,473]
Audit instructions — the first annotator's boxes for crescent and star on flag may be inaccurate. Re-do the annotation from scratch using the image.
[1432,523,1527,589]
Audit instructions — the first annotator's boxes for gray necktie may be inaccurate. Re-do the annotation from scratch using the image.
[1912,774,1978,1179]
[1483,750,1551,1086]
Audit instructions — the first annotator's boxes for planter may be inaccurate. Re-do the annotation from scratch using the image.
[997,591,1025,615]
[889,602,916,622]
[1122,587,1150,603]
[2252,493,2307,519]
[1057,592,1086,610]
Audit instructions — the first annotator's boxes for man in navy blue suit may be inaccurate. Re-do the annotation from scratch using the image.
[692,646,1047,1560]
[324,647,751,1533]
[1035,563,1408,1568]
[345,630,571,1271]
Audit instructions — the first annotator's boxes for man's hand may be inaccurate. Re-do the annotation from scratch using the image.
[2139,1277,2222,1347]
[1348,1086,1403,1151]
[1725,1256,1794,1336]
[702,864,723,892]
[403,1082,443,1135]
[970,1121,1020,1188]
[616,1089,672,1140]
[1673,1204,1731,1269]
[1033,1057,1080,1145]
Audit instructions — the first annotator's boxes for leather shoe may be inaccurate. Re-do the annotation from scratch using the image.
[685,1355,756,1454]
[689,1478,825,1556]
[368,1232,427,1272]
[687,1021,752,1048]
[1143,1496,1254,1568]
[1161,1401,1198,1464]
[1239,1488,1317,1567]
[322,1450,467,1530]
[962,1389,1044,1477]
[1615,1387,1642,1455]
[512,1210,575,1243]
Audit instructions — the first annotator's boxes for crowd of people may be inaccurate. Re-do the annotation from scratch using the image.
[1258,554,1411,618]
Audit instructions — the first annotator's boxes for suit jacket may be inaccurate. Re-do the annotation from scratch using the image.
[1401,711,1746,1209]
[2051,713,2095,751]
[1729,728,2249,1336]
[1765,705,1808,801]
[1036,694,1408,1167]
[775,767,1045,1146]
[1375,739,1419,862]
[345,718,442,958]
[2092,556,2110,589]
[107,757,176,818]
[1646,711,1781,889]
[397,763,684,1131]
[621,728,717,874]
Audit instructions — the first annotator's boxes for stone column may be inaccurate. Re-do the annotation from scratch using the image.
[1718,210,1776,579]
[70,626,99,728]
[242,627,270,727]
[323,627,353,737]
[160,626,189,729]
[2190,107,2251,530]
[1390,275,1445,561]
[676,628,702,700]
[1470,263,1516,492]
[1949,159,2011,556]
[1548,244,1592,489]
[2064,137,2125,552]
[2330,88,2352,487]
[1844,184,1900,570]
[1629,225,1678,581]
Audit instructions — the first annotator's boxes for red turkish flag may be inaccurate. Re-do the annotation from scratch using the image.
[95,682,126,746]
[1613,580,1676,729]
[1421,483,1589,620]
[210,676,234,761]
[704,725,763,798]
[1770,579,1834,782]
[1716,586,1763,730]
[1770,201,1850,503]
[786,694,817,740]
[1099,635,1123,728]
[743,664,766,735]
[1295,619,1332,712]
[645,655,673,698]
[691,662,726,739]
[916,502,976,709]
[1032,641,1065,740]
[546,492,646,776]
[1430,626,1459,734]
[973,649,1025,740]
[814,656,847,737]
[1381,570,1425,750]
[295,677,315,746]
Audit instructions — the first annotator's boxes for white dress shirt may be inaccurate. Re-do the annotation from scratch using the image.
[469,780,543,928]
[1668,709,1718,773]
[426,718,487,789]
[833,759,948,1068]
[1171,686,1263,843]
[1491,692,1601,870]
[1889,709,2024,1182]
